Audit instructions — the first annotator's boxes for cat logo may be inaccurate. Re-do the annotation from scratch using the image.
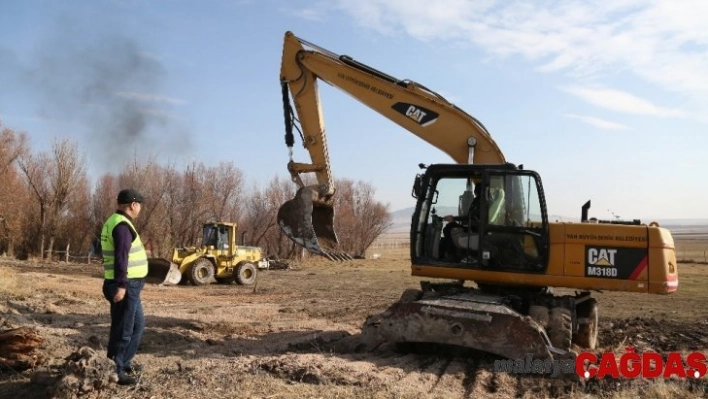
[391,102,439,127]
[587,248,617,266]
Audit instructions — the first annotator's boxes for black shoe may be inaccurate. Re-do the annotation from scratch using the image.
[123,364,143,375]
[117,374,138,386]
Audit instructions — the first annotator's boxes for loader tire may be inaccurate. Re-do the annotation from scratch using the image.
[547,307,572,350]
[189,258,215,286]
[528,305,550,329]
[573,298,599,349]
[235,262,257,285]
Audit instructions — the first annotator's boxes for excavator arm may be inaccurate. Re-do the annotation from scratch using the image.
[279,31,505,259]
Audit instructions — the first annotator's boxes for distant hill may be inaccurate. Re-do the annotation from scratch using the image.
[387,207,414,232]
[388,206,456,232]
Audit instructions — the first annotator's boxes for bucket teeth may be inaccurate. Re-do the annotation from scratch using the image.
[320,251,353,262]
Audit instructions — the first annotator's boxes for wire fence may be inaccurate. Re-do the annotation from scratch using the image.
[370,232,410,249]
[677,250,708,263]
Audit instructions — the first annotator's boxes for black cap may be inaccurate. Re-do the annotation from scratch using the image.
[117,189,145,204]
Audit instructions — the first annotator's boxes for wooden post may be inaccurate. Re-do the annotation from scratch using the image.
[65,243,70,263]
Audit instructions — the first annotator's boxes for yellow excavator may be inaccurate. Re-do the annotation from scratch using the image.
[277,31,678,361]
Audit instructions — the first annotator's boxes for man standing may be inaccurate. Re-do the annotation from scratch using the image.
[101,188,148,386]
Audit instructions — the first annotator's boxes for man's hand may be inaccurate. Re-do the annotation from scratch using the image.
[444,215,455,223]
[114,287,126,303]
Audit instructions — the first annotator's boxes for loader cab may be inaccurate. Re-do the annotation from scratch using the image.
[202,223,232,251]
[411,164,549,273]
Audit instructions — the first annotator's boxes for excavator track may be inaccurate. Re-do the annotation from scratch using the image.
[356,284,575,362]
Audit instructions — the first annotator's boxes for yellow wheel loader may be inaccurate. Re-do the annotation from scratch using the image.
[277,31,678,361]
[146,222,270,286]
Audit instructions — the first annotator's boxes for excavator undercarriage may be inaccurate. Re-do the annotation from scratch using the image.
[355,281,594,362]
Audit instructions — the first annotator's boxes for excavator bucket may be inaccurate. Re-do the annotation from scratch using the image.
[277,186,352,261]
[357,290,571,362]
[146,258,182,285]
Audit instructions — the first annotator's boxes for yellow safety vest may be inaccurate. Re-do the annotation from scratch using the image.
[101,213,148,280]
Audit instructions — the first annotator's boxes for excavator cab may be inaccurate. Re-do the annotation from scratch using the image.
[411,163,549,272]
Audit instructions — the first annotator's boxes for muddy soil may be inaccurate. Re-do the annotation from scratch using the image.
[0,256,706,399]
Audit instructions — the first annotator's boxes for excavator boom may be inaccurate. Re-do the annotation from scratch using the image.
[279,31,505,259]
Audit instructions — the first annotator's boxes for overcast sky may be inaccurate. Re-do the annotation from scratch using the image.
[1,0,707,222]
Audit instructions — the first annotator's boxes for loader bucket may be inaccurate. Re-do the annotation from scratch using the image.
[146,258,182,285]
[278,186,351,260]
[358,291,570,361]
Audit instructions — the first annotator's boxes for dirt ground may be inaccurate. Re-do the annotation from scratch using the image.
[0,248,707,399]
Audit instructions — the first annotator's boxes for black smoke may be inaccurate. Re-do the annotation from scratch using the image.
[2,14,192,174]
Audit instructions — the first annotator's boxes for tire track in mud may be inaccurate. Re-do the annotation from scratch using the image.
[426,358,467,397]
[376,354,522,398]
[364,350,530,398]
[463,361,507,398]
[392,355,449,392]
[462,358,480,398]
[426,357,453,394]
[284,331,529,397]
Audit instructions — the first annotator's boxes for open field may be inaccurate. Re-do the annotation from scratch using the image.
[0,236,707,398]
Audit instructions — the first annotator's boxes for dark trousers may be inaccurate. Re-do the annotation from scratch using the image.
[103,278,145,375]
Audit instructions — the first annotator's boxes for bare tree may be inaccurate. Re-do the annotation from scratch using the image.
[46,139,86,258]
[17,152,53,258]
[259,176,306,259]
[0,122,29,256]
[116,157,175,257]
[349,181,392,254]
[204,162,244,221]
[239,181,280,249]
[16,138,87,259]
[54,175,93,257]
[332,179,393,256]
[166,161,212,247]
[2,119,395,262]
[91,175,117,225]
[0,122,27,174]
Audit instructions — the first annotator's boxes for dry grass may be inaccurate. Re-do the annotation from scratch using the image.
[676,239,708,263]
[0,265,33,298]
[1,240,707,399]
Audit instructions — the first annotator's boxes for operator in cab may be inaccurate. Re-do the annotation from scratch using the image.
[440,184,482,261]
